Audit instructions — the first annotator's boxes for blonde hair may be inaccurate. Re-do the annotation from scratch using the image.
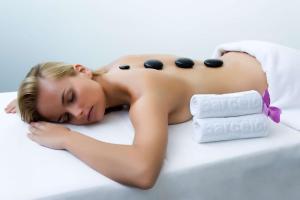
[17,62,106,123]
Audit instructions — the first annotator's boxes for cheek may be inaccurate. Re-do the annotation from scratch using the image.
[73,79,106,122]
[90,83,105,106]
[75,81,100,102]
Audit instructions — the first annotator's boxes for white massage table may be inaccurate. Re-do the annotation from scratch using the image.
[1,92,300,200]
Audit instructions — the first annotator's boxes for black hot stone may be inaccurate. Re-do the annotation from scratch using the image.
[144,59,163,70]
[119,65,130,70]
[175,58,194,68]
[204,59,223,68]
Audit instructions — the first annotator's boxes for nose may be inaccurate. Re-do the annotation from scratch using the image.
[69,104,84,119]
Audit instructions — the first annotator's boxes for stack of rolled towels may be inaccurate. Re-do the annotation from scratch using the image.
[190,90,269,143]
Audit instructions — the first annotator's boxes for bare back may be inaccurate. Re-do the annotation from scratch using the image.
[99,52,268,124]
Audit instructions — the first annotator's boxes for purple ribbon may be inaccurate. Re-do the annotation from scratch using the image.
[262,89,281,123]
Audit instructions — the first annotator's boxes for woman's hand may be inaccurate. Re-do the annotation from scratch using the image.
[5,99,17,113]
[28,122,72,150]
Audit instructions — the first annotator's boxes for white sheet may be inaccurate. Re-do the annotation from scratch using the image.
[1,92,300,200]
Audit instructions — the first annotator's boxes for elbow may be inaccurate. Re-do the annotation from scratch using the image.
[134,163,159,190]
[135,175,156,190]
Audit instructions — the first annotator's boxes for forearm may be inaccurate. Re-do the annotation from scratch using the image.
[64,131,144,187]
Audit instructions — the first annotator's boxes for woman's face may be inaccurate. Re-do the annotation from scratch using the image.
[36,67,106,125]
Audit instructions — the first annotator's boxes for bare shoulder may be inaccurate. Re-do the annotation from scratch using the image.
[105,69,171,145]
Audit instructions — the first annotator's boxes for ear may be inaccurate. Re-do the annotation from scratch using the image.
[73,64,93,78]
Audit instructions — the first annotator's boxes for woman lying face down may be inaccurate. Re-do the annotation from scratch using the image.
[5,53,268,189]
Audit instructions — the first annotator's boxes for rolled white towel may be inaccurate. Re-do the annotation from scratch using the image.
[192,114,269,143]
[190,90,263,118]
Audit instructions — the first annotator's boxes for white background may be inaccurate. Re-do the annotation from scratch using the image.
[1,0,300,92]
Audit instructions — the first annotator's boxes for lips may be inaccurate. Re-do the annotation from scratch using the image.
[87,106,93,121]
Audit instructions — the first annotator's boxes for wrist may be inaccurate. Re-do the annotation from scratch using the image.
[63,130,77,150]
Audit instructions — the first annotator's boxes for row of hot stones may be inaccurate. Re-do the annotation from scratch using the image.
[105,58,223,114]
[118,58,223,70]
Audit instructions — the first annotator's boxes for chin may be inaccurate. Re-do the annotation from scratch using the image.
[87,120,99,125]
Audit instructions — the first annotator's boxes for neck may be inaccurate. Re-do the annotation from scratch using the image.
[93,73,130,109]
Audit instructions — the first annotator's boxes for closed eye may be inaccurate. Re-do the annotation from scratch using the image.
[67,90,76,104]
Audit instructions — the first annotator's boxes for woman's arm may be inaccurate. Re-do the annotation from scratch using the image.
[63,94,169,189]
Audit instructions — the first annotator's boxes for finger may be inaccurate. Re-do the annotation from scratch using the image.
[29,125,40,135]
[36,121,51,129]
[38,121,48,125]
[27,133,34,141]
[5,108,13,113]
[5,104,13,109]
[6,104,13,110]
[32,122,49,132]
[29,126,35,133]
[7,110,16,114]
[27,133,39,142]
[30,122,43,129]
[7,107,16,113]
